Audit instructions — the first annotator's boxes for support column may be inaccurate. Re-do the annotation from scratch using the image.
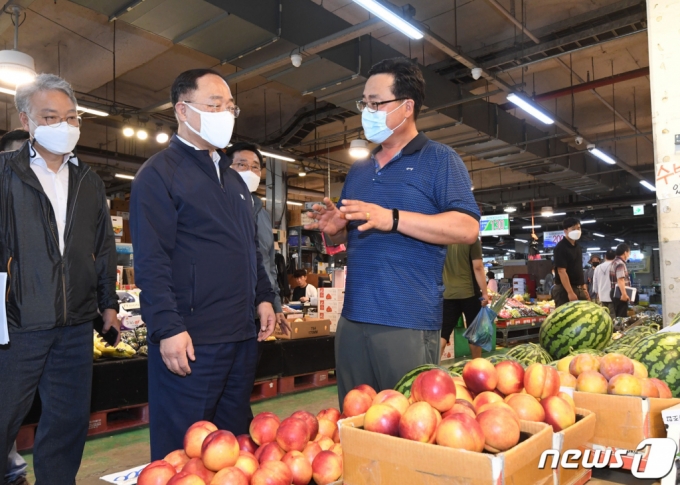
[647,1,680,325]
[266,157,287,257]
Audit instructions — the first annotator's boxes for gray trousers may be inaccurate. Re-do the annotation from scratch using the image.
[335,317,440,409]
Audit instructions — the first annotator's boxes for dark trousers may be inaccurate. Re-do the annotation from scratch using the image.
[552,284,589,308]
[148,338,258,460]
[608,299,629,318]
[0,323,93,485]
[441,297,482,342]
[335,317,440,410]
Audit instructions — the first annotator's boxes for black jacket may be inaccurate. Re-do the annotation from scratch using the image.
[0,142,119,332]
[130,135,275,346]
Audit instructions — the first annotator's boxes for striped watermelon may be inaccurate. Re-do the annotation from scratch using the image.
[568,348,605,357]
[628,332,680,397]
[505,343,553,366]
[539,301,613,360]
[395,364,447,397]
[485,354,522,366]
[448,359,471,376]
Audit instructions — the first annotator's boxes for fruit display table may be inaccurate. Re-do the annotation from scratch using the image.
[495,318,544,347]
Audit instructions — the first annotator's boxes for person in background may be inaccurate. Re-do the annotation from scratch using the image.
[609,244,631,317]
[0,74,120,485]
[441,240,489,359]
[486,271,498,293]
[593,249,616,305]
[307,58,480,407]
[543,267,555,295]
[552,217,590,307]
[130,69,276,460]
[292,269,318,303]
[584,255,601,299]
[0,128,30,485]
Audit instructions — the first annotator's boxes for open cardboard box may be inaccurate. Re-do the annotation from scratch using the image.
[573,392,680,450]
[550,408,597,485]
[339,414,553,485]
[274,317,331,340]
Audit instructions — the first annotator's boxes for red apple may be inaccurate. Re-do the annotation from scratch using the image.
[312,450,343,485]
[282,451,313,485]
[138,460,177,485]
[184,421,218,459]
[249,413,281,446]
[251,461,293,485]
[276,417,310,452]
[290,411,319,440]
[364,403,401,436]
[236,435,258,454]
[201,430,239,471]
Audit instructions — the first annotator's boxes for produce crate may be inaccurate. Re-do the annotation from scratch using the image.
[496,321,543,347]
[87,403,149,437]
[551,409,597,485]
[496,316,546,328]
[278,370,334,394]
[250,378,278,402]
[279,335,335,377]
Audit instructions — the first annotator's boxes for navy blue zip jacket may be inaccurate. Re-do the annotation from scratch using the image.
[130,135,275,345]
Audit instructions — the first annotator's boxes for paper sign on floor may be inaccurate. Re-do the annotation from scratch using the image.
[100,464,147,484]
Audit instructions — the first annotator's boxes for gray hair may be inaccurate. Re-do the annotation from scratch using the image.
[15,73,77,114]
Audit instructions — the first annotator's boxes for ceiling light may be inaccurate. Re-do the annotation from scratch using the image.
[298,171,307,177]
[506,249,516,253]
[611,246,617,249]
[136,129,148,141]
[115,173,135,180]
[504,206,517,213]
[653,203,657,206]
[640,180,656,192]
[260,150,296,162]
[653,248,659,251]
[593,233,605,237]
[580,220,596,224]
[615,238,624,242]
[77,105,109,117]
[506,93,555,124]
[546,212,566,216]
[522,225,541,229]
[349,139,370,159]
[482,246,495,250]
[122,126,134,137]
[634,243,639,246]
[514,238,528,243]
[587,247,600,251]
[286,201,303,206]
[470,184,474,191]
[352,0,423,39]
[0,87,15,96]
[0,6,36,87]
[156,132,169,143]
[540,206,554,217]
[587,145,616,165]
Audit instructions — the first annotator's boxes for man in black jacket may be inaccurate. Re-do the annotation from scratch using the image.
[0,74,119,485]
[130,69,276,460]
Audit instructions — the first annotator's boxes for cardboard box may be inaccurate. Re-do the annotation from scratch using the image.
[551,409,597,485]
[110,199,129,212]
[275,317,330,339]
[573,392,680,450]
[339,415,553,485]
[123,267,135,286]
[111,215,123,240]
[318,288,345,303]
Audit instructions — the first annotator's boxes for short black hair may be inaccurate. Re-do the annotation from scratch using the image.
[226,142,264,167]
[171,68,223,107]
[293,269,307,278]
[486,271,495,280]
[562,217,581,230]
[605,249,616,260]
[367,57,425,120]
[616,243,630,256]
[0,129,29,152]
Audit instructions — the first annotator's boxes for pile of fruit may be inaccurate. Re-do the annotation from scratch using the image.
[92,331,136,360]
[138,407,344,485]
[496,294,553,320]
[554,352,673,398]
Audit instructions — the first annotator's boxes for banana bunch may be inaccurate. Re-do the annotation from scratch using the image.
[93,331,137,359]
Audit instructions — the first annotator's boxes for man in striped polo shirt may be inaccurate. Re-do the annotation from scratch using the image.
[306,58,480,407]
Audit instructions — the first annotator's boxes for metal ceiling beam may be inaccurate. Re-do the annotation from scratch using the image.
[483,0,540,43]
[172,12,230,44]
[532,67,649,102]
[108,0,146,22]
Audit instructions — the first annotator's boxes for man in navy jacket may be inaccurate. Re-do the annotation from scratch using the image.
[130,69,276,459]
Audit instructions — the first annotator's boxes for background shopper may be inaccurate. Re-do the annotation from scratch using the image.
[292,269,318,303]
[593,249,616,305]
[486,271,498,293]
[552,217,590,307]
[609,244,632,317]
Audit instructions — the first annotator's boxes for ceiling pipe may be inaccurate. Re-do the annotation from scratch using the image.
[533,67,650,102]
[483,0,540,43]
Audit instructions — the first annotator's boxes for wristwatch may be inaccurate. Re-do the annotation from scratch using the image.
[391,208,399,232]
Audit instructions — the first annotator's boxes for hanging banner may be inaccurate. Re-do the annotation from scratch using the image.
[479,214,510,236]
[543,230,565,248]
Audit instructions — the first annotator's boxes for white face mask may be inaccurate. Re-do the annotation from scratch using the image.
[568,230,582,241]
[182,102,234,149]
[238,170,260,193]
[361,101,407,144]
[29,118,80,155]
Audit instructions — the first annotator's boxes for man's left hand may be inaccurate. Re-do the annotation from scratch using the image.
[339,200,393,232]
[257,302,276,341]
[102,308,121,346]
[481,293,490,307]
[276,313,291,336]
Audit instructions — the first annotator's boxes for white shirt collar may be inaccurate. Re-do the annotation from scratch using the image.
[176,135,221,164]
[29,142,78,170]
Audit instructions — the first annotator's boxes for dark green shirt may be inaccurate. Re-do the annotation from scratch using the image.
[443,240,482,299]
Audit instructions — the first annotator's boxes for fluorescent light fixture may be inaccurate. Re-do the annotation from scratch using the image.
[506,249,516,253]
[504,206,517,213]
[653,203,657,207]
[78,105,109,117]
[611,246,617,249]
[115,173,135,180]
[540,206,554,217]
[593,233,605,237]
[506,93,555,124]
[514,238,528,243]
[352,0,423,39]
[349,139,370,159]
[542,212,566,217]
[580,220,596,224]
[640,180,656,192]
[260,150,296,162]
[298,172,307,177]
[634,243,639,246]
[482,246,495,250]
[653,248,659,251]
[286,201,303,206]
[587,247,600,251]
[587,146,616,165]
[0,86,15,95]
[522,225,541,229]
[539,250,544,254]
[613,239,623,244]
[492,235,499,238]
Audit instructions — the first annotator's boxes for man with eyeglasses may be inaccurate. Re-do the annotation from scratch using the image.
[130,69,277,460]
[0,74,119,485]
[307,58,480,408]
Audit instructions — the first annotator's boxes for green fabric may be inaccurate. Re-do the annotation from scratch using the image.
[443,240,482,299]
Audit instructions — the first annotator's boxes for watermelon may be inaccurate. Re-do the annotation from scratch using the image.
[448,359,471,376]
[395,364,447,397]
[568,348,605,357]
[628,332,680,397]
[485,354,522,366]
[504,343,553,366]
[539,301,613,359]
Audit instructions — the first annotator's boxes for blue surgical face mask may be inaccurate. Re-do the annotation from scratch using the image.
[361,101,407,144]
